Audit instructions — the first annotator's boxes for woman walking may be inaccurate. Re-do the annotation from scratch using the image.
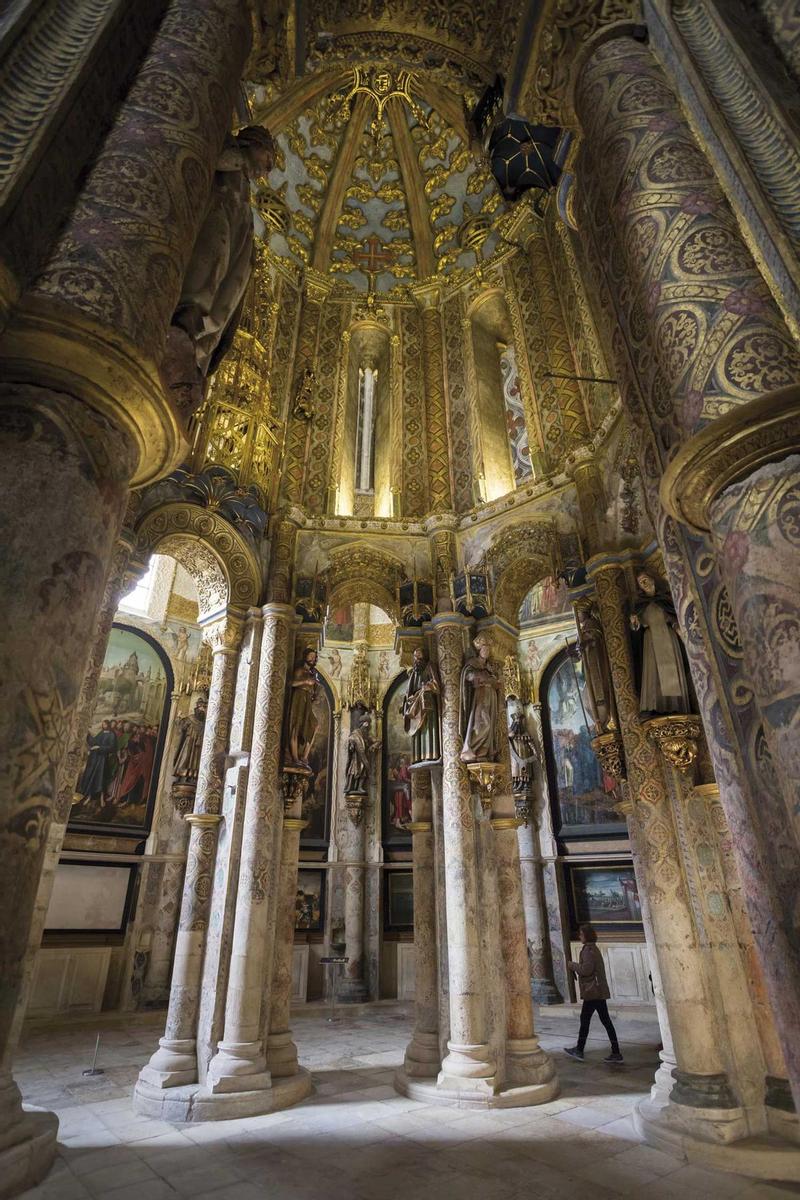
[564,924,623,1063]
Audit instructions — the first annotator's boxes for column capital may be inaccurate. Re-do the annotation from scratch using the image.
[430,611,473,633]
[201,609,246,655]
[407,821,433,833]
[411,281,443,310]
[261,601,296,622]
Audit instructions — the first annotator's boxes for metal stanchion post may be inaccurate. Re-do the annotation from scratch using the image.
[320,955,348,1024]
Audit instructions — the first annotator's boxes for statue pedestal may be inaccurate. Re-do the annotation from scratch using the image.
[465,761,504,813]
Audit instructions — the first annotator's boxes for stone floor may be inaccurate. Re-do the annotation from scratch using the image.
[14,1005,800,1200]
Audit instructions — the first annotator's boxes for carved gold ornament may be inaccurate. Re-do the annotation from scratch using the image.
[591,731,626,783]
[645,715,703,773]
[345,791,366,825]
[466,760,504,814]
[339,67,427,138]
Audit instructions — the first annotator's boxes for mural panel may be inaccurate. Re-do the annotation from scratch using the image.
[383,673,412,843]
[385,870,414,931]
[569,864,642,929]
[295,869,325,933]
[542,649,623,835]
[70,625,172,836]
[301,674,334,847]
[519,575,570,625]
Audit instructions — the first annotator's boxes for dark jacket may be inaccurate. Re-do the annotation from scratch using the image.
[574,942,610,1000]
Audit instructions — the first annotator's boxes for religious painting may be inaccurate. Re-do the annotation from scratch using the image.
[69,625,172,837]
[325,603,354,642]
[500,345,533,484]
[382,673,412,844]
[385,871,414,931]
[541,648,624,837]
[569,864,642,929]
[519,576,571,626]
[295,869,325,933]
[301,673,334,847]
[44,861,137,935]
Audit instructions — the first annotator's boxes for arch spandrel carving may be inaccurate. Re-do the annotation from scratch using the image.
[135,502,262,620]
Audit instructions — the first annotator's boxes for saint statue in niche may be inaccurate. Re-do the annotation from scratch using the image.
[172,695,208,784]
[345,704,378,796]
[575,602,617,734]
[460,633,503,763]
[287,647,320,770]
[401,647,441,765]
[630,572,692,714]
[507,699,539,793]
[170,125,276,380]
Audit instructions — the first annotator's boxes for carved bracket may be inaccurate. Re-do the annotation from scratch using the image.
[645,715,703,773]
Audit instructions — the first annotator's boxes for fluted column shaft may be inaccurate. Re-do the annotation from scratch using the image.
[136,613,242,1090]
[403,769,440,1077]
[432,614,496,1092]
[206,603,293,1093]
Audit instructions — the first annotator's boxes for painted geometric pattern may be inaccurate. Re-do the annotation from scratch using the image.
[302,300,346,514]
[442,291,474,512]
[421,304,452,511]
[399,306,429,516]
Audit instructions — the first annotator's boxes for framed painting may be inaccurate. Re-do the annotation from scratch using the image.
[569,863,642,929]
[385,871,414,931]
[69,624,172,837]
[295,869,325,933]
[382,673,412,845]
[300,673,333,848]
[541,648,626,838]
[44,860,137,935]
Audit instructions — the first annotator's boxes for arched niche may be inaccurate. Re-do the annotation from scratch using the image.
[539,647,625,839]
[468,290,533,502]
[484,522,559,626]
[382,672,412,848]
[69,622,174,837]
[323,543,405,625]
[135,502,262,620]
[299,669,334,849]
[336,322,394,518]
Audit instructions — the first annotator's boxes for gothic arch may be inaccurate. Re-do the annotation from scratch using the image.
[484,521,559,625]
[135,502,262,620]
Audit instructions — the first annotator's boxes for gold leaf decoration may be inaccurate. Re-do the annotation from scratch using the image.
[382,208,409,231]
[338,205,368,230]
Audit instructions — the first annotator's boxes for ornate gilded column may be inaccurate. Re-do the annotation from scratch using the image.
[266,777,308,1078]
[430,613,497,1094]
[573,29,800,1106]
[205,603,294,1095]
[413,284,453,513]
[282,271,333,508]
[135,610,243,1096]
[589,556,744,1134]
[402,769,440,1078]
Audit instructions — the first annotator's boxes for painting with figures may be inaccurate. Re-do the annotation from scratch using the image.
[570,865,642,928]
[543,650,623,835]
[519,575,571,626]
[300,675,333,846]
[295,869,325,933]
[382,673,412,843]
[69,625,171,836]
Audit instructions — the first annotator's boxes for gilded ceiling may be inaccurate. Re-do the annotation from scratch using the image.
[247,0,526,294]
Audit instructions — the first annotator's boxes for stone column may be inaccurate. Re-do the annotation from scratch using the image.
[516,815,560,1005]
[266,788,307,1078]
[414,285,453,514]
[205,603,294,1094]
[431,613,497,1094]
[589,556,745,1138]
[402,769,441,1077]
[492,817,557,1090]
[136,611,243,1094]
[338,717,369,1003]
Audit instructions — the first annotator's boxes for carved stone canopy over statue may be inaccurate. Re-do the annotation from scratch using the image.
[286,647,320,770]
[630,572,692,715]
[171,124,275,381]
[575,601,617,734]
[401,647,441,766]
[345,704,378,796]
[507,698,539,794]
[460,633,503,763]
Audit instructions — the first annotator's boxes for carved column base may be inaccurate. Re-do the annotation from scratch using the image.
[0,1073,57,1200]
[403,1030,441,1078]
[504,1037,559,1093]
[136,1037,198,1090]
[266,1030,299,1078]
[437,1042,498,1095]
[336,977,368,1004]
[205,1041,271,1094]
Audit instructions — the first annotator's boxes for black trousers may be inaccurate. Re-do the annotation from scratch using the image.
[577,999,619,1052]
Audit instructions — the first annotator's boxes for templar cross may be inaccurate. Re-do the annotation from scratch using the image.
[353,234,394,286]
